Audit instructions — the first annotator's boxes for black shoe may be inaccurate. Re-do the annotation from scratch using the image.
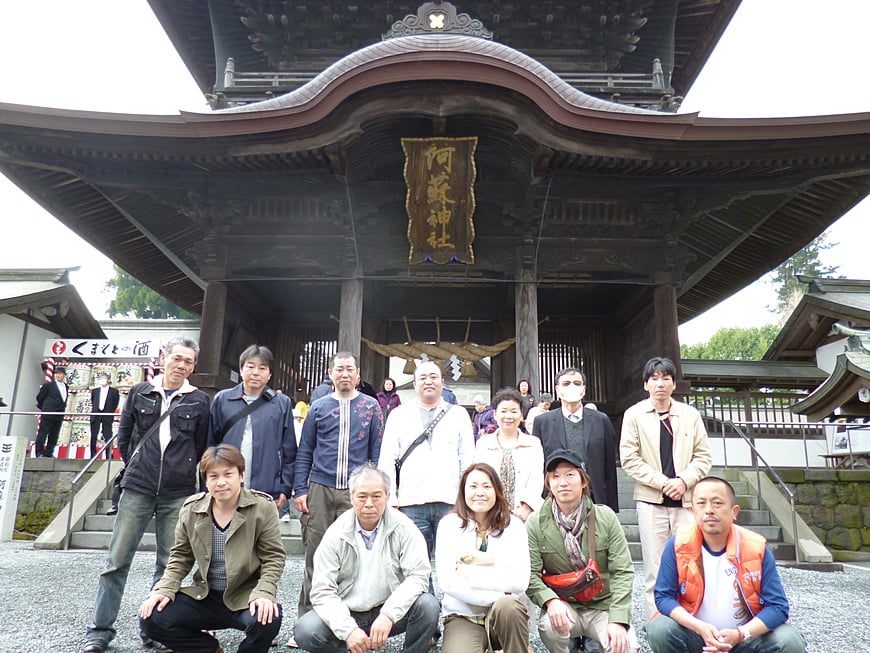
[82,640,108,653]
[141,634,173,651]
[106,505,118,516]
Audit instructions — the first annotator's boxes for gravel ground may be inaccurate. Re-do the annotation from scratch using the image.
[0,541,866,652]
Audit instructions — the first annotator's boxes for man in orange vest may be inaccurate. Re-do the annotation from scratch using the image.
[647,476,805,653]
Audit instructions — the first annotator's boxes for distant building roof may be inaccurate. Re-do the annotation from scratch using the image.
[682,359,826,390]
[0,268,105,338]
[765,277,870,361]
[791,351,870,420]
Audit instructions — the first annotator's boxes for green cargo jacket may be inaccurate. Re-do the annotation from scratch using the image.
[526,496,634,626]
[152,488,286,611]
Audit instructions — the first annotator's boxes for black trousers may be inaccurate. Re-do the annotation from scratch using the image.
[140,590,281,653]
[90,415,114,458]
[35,416,63,456]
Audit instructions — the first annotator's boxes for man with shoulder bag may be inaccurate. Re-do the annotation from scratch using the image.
[82,336,210,653]
[526,450,639,653]
[208,345,296,506]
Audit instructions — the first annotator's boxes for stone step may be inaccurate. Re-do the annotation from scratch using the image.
[734,509,772,526]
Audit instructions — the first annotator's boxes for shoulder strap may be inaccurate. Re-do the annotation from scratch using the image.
[216,390,275,443]
[586,503,597,559]
[130,399,182,460]
[396,405,450,469]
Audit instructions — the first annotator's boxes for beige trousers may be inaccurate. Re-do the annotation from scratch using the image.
[636,501,694,620]
[538,602,639,653]
[442,595,529,653]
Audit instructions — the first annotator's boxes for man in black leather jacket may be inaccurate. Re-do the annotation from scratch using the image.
[82,336,210,653]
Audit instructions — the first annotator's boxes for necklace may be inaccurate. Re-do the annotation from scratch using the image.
[475,525,491,552]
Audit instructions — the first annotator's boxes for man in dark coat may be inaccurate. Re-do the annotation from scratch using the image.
[532,367,619,512]
[35,365,69,457]
[90,372,120,459]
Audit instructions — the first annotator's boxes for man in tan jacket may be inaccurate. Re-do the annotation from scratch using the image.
[619,357,711,620]
[139,444,285,653]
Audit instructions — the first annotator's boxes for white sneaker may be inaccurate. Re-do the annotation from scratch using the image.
[281,514,291,523]
[286,635,298,648]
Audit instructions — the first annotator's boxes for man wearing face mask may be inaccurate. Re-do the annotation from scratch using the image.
[531,368,619,512]
[90,372,120,459]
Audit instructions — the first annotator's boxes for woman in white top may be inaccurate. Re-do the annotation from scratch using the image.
[435,462,531,653]
[474,388,545,522]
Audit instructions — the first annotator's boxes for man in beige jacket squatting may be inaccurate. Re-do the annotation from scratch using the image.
[619,356,711,620]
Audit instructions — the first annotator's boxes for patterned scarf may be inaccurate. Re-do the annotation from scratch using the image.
[551,498,589,569]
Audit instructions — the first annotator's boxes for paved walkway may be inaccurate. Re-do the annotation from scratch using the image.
[0,541,866,652]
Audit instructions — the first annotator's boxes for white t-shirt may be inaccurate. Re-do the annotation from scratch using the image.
[695,545,752,629]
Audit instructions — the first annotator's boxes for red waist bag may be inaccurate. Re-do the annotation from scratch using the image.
[541,504,604,602]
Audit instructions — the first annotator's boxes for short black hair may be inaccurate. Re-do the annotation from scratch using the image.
[330,351,359,368]
[492,387,523,411]
[694,476,736,503]
[554,367,585,386]
[642,357,677,383]
[239,345,274,371]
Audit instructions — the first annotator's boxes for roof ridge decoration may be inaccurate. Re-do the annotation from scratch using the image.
[383,1,493,41]
[220,34,653,115]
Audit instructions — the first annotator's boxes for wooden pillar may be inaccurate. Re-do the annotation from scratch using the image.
[515,270,540,398]
[653,285,681,375]
[194,280,227,391]
[490,317,513,395]
[338,278,363,358]
[360,316,387,388]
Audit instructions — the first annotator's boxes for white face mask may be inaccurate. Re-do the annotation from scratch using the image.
[558,383,585,404]
[98,377,108,387]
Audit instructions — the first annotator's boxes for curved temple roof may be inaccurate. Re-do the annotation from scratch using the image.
[0,30,869,322]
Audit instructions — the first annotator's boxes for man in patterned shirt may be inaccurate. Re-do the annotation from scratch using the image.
[293,351,384,618]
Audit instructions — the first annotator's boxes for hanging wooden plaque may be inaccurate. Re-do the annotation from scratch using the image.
[402,137,477,264]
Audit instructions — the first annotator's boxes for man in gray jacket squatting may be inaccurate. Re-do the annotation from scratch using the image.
[293,462,440,653]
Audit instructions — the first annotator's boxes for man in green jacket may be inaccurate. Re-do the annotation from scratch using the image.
[526,449,639,653]
[139,444,285,653]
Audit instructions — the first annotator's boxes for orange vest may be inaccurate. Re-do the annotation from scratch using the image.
[673,523,766,617]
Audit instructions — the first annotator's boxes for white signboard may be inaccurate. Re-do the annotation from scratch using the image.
[0,436,28,541]
[832,425,870,455]
[44,339,162,359]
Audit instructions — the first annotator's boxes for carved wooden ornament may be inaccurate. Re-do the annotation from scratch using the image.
[402,137,477,264]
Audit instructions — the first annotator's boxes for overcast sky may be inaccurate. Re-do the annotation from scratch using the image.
[1,0,868,345]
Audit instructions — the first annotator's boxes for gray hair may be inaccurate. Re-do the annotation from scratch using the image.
[348,462,390,496]
[164,336,200,362]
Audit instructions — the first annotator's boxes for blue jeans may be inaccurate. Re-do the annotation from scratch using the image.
[399,502,452,560]
[294,593,440,653]
[141,589,281,653]
[86,488,186,644]
[400,501,452,602]
[647,616,806,653]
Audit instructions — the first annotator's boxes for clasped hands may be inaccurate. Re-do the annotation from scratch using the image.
[346,614,393,653]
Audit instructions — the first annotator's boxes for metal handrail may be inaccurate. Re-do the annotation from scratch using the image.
[718,419,801,563]
[0,408,122,549]
[64,432,121,550]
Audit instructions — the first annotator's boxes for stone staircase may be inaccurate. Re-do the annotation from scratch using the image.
[69,466,791,560]
[616,466,794,561]
[71,498,304,555]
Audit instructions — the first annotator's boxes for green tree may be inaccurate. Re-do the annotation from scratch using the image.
[771,233,839,317]
[680,325,780,361]
[106,265,195,319]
